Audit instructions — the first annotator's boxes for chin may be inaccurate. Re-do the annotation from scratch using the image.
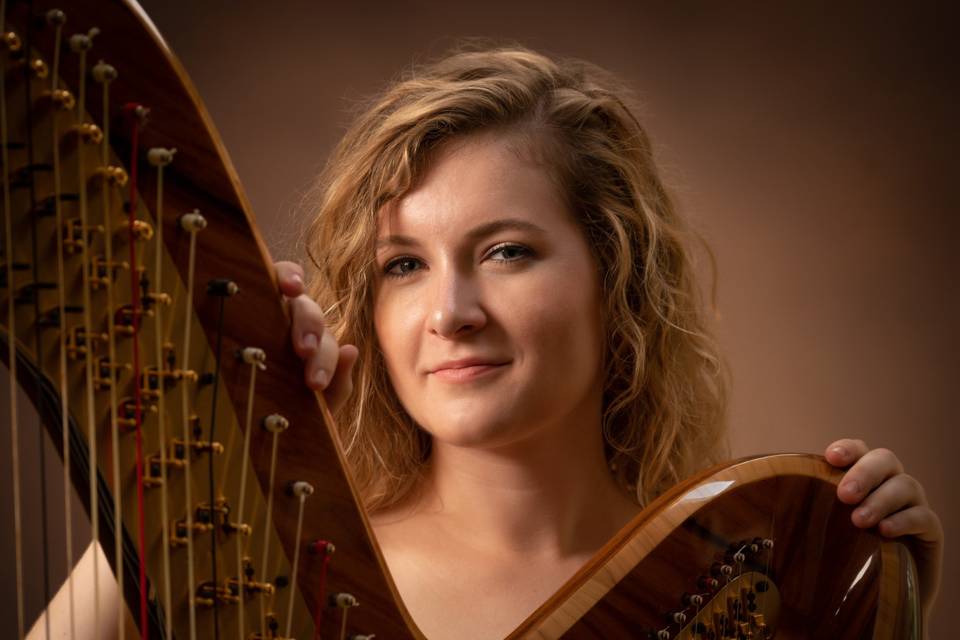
[418,402,523,449]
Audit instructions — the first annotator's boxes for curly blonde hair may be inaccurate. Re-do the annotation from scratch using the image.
[304,44,729,511]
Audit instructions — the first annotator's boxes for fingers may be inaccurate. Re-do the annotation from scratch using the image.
[824,438,870,467]
[877,505,943,544]
[850,473,926,528]
[304,327,341,390]
[289,294,327,359]
[837,447,904,505]
[322,345,359,415]
[275,260,306,298]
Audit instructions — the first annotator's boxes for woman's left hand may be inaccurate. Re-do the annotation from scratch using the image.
[825,439,943,628]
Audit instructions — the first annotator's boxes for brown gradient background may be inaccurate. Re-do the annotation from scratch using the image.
[1,0,955,636]
[137,0,957,632]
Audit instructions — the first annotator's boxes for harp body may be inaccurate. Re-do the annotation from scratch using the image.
[0,1,920,638]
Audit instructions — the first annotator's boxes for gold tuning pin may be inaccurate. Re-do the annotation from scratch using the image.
[171,437,223,457]
[126,219,154,241]
[194,498,252,536]
[97,165,128,186]
[29,58,49,79]
[2,31,22,52]
[140,359,198,398]
[194,582,240,607]
[116,300,155,330]
[89,255,129,290]
[50,88,75,110]
[117,397,157,429]
[93,357,131,391]
[66,326,108,360]
[64,218,104,254]
[143,450,187,488]
[171,519,213,547]
[227,576,272,596]
[76,122,103,145]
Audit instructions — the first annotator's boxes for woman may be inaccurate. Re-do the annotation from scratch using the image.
[273,45,942,639]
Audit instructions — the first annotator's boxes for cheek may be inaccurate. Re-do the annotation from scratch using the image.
[374,289,424,389]
[503,267,604,381]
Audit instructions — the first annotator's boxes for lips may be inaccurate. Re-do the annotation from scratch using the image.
[428,357,511,382]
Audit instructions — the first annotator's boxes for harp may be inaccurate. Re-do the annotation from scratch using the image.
[0,1,921,639]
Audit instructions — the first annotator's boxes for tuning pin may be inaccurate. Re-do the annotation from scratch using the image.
[207,278,239,297]
[51,89,75,110]
[665,611,687,626]
[29,58,49,79]
[147,147,176,167]
[309,540,335,556]
[682,592,704,607]
[711,562,733,578]
[697,575,719,591]
[329,592,358,609]
[289,481,314,498]
[68,28,99,53]
[91,60,117,83]
[262,414,290,433]
[3,31,22,52]
[45,9,66,27]
[179,210,206,232]
[240,347,267,370]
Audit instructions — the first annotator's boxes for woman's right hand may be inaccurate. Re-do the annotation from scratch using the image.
[275,260,359,414]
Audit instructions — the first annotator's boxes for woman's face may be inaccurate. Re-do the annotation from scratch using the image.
[373,133,604,450]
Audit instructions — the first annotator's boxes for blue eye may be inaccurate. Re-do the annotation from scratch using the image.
[488,243,532,262]
[383,256,423,278]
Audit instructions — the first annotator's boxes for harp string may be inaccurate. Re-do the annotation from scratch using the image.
[1,1,26,636]
[21,10,55,637]
[207,288,229,640]
[69,30,103,640]
[179,210,206,640]
[48,11,76,640]
[124,102,149,640]
[285,482,313,638]
[92,60,126,640]
[233,349,264,640]
[258,419,285,638]
[148,147,175,640]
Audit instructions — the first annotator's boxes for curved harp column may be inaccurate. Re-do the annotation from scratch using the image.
[0,1,422,639]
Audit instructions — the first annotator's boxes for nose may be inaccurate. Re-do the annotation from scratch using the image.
[426,264,487,339]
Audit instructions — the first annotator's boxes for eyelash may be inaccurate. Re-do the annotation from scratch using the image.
[382,243,533,279]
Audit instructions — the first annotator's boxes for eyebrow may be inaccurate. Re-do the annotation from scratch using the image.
[375,218,548,250]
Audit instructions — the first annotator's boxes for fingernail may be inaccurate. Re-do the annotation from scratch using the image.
[843,480,860,495]
[830,446,848,458]
[855,507,872,522]
[292,273,303,286]
[301,332,318,351]
[313,369,329,388]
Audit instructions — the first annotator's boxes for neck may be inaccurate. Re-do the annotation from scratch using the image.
[412,402,639,560]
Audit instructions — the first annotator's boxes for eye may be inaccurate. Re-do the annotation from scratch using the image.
[383,256,424,279]
[487,243,532,262]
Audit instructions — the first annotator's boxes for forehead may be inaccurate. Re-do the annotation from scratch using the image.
[377,133,572,238]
